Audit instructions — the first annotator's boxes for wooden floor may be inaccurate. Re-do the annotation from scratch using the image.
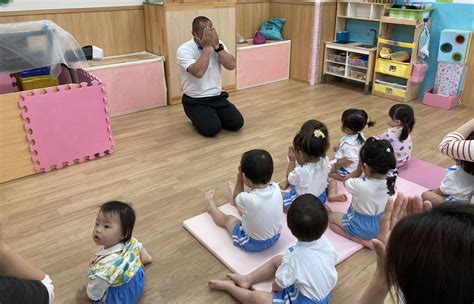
[1,80,473,303]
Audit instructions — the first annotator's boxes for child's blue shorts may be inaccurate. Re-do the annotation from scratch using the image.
[273,285,331,304]
[342,205,383,240]
[283,185,327,211]
[232,222,280,252]
[336,167,350,177]
[92,266,145,304]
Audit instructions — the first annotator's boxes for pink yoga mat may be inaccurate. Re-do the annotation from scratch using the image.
[397,158,445,190]
[184,178,428,291]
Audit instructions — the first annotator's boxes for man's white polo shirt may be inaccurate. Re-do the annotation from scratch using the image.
[177,38,228,98]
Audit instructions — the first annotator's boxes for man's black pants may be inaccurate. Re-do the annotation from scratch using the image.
[182,92,244,137]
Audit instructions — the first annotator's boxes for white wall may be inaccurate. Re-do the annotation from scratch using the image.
[0,0,143,12]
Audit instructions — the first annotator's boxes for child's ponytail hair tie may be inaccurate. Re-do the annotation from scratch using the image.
[313,129,326,139]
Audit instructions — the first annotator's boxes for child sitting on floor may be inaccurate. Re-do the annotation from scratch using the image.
[208,194,338,304]
[206,149,283,252]
[76,201,152,304]
[376,104,415,167]
[330,109,375,181]
[421,132,474,205]
[329,138,396,249]
[280,120,346,212]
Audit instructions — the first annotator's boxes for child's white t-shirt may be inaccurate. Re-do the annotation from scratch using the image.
[440,166,474,203]
[288,156,331,197]
[344,177,389,215]
[235,182,283,240]
[274,236,338,301]
[335,134,364,172]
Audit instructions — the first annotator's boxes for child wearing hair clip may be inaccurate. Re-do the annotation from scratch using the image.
[330,109,375,181]
[206,149,283,252]
[329,138,397,249]
[76,201,152,304]
[376,104,415,167]
[280,120,346,213]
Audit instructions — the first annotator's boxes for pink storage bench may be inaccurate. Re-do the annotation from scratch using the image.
[236,40,291,90]
[85,52,167,116]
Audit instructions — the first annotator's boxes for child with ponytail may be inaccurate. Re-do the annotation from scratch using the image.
[280,120,346,212]
[377,104,415,167]
[329,138,397,248]
[330,109,375,181]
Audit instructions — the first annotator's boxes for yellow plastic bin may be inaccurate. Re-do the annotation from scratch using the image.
[374,83,407,98]
[375,59,413,79]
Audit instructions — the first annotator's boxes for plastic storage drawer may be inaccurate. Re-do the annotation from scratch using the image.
[374,83,406,98]
[375,59,413,79]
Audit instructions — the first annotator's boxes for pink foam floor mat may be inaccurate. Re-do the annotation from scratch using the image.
[19,80,114,172]
[397,158,445,190]
[183,177,428,291]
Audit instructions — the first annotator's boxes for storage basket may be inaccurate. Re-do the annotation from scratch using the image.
[328,54,346,63]
[375,59,413,79]
[374,82,407,98]
[388,8,432,20]
[18,75,59,91]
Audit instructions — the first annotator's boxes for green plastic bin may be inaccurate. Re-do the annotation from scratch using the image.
[388,8,432,20]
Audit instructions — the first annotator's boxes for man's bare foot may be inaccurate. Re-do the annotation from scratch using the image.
[328,193,348,202]
[208,279,236,291]
[228,181,236,205]
[227,273,251,289]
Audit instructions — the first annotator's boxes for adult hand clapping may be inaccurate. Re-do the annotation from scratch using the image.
[358,193,432,304]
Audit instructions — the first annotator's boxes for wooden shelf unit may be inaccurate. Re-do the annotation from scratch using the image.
[325,1,385,94]
[335,2,387,35]
[372,18,431,102]
[323,41,377,94]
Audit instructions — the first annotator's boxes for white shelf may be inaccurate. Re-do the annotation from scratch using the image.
[337,15,380,21]
[325,71,345,78]
[345,75,366,83]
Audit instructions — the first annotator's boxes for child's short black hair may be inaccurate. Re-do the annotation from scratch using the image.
[341,109,375,144]
[360,138,397,195]
[293,120,330,159]
[241,149,273,185]
[287,194,328,242]
[459,132,474,175]
[389,104,415,141]
[100,201,136,243]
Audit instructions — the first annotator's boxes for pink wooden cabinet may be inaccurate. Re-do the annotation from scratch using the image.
[85,52,167,117]
[236,40,291,90]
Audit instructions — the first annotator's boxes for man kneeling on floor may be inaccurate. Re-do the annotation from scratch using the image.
[177,16,244,137]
